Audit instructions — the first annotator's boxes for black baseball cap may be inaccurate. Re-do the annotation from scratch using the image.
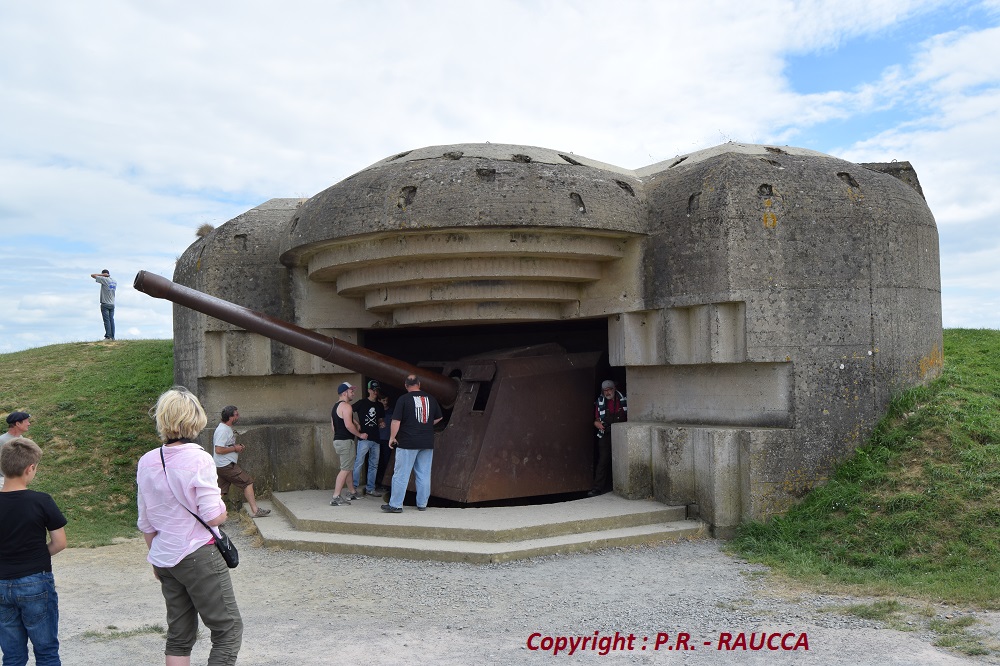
[368,380,380,390]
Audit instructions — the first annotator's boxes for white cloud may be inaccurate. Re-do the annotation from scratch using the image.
[1,0,998,352]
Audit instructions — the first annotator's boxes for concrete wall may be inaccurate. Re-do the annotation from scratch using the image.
[610,146,941,534]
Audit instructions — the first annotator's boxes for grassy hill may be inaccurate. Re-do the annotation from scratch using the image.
[731,328,1000,607]
[2,331,999,610]
[0,340,173,546]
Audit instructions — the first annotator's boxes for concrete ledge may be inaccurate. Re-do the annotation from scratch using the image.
[253,490,706,563]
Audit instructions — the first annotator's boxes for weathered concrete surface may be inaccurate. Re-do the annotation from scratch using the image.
[170,142,942,534]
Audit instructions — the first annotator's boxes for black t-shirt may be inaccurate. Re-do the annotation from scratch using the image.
[391,391,442,450]
[0,489,67,579]
[353,398,385,440]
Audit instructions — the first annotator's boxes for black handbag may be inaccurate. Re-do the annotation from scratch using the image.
[159,447,239,568]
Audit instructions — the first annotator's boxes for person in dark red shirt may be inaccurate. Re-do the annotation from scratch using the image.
[591,380,627,496]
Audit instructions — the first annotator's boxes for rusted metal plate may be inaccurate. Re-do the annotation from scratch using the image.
[431,349,599,502]
[460,362,496,382]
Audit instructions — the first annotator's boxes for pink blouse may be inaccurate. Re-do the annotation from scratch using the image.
[137,443,226,568]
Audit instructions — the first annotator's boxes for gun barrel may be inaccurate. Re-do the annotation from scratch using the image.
[134,270,458,407]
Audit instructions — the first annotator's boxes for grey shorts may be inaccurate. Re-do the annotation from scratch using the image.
[333,439,356,472]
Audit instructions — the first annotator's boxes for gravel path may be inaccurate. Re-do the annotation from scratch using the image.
[48,523,999,665]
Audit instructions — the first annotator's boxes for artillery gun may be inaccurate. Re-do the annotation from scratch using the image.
[134,270,600,503]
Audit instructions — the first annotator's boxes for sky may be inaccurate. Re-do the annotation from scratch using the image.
[2,0,999,353]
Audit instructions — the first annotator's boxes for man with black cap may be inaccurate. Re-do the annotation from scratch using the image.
[591,380,627,496]
[89,269,117,340]
[330,382,364,506]
[0,411,31,484]
[352,380,385,496]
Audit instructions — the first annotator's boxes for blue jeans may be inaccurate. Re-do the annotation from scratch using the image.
[100,304,115,339]
[0,571,60,666]
[389,448,433,509]
[352,438,380,492]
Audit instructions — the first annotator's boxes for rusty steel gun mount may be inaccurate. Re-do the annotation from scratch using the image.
[134,270,600,502]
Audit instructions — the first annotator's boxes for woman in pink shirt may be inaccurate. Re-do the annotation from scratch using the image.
[137,387,242,665]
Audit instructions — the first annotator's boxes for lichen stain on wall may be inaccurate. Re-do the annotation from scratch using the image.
[919,344,943,378]
[760,196,779,229]
[779,468,817,499]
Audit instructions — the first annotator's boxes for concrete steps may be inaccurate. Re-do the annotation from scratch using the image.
[251,490,706,563]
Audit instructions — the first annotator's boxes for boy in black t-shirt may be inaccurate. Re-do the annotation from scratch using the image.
[0,437,67,664]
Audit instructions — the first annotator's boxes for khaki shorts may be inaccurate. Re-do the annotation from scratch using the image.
[333,439,356,472]
[216,463,254,495]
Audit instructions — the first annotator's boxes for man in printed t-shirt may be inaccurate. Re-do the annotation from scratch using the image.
[352,380,385,496]
[381,375,442,514]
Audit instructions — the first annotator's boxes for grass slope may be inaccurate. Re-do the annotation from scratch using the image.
[0,340,173,546]
[731,328,1000,606]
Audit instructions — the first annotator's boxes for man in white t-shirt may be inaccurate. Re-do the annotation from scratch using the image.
[213,405,270,517]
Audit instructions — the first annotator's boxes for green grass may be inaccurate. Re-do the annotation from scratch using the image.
[81,624,166,640]
[929,616,990,655]
[842,599,906,621]
[731,328,1000,606]
[0,340,174,546]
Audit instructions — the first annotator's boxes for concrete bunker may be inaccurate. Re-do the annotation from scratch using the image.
[162,142,942,535]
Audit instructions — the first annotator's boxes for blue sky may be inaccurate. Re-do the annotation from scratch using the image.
[1,0,999,353]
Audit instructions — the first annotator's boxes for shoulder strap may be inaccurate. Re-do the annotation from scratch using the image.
[160,446,219,539]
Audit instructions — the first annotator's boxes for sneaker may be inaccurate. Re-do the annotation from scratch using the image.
[380,504,402,513]
[365,488,377,496]
[330,496,351,506]
[417,506,427,511]
[252,508,271,517]
[347,492,361,501]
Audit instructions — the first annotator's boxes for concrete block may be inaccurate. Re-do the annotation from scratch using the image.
[608,310,665,366]
[612,423,653,498]
[202,375,351,424]
[649,425,751,534]
[651,427,696,504]
[664,302,747,364]
[692,429,744,533]
[204,331,271,377]
[268,425,320,492]
[313,426,342,490]
[628,363,793,427]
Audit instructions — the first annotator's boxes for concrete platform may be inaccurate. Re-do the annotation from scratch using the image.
[252,490,706,563]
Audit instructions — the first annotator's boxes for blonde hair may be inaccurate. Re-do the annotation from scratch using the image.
[151,386,208,442]
[0,437,42,477]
